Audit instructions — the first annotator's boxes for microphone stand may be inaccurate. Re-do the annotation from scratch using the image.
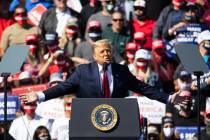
[1,72,11,140]
[194,71,203,140]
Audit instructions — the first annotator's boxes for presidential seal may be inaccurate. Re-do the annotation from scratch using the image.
[91,104,118,132]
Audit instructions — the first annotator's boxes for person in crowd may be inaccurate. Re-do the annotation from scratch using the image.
[125,42,138,68]
[35,72,65,120]
[21,39,187,107]
[59,17,81,57]
[51,94,76,140]
[151,40,177,93]
[167,2,209,44]
[0,6,40,55]
[33,126,51,140]
[132,49,162,88]
[131,0,156,49]
[153,0,186,41]
[84,0,116,39]
[197,30,210,69]
[166,70,206,126]
[147,124,160,140]
[74,20,102,63]
[38,32,73,79]
[17,71,36,87]
[159,116,180,140]
[23,34,42,78]
[39,0,79,39]
[133,31,147,49]
[9,102,50,140]
[79,0,101,37]
[102,10,130,57]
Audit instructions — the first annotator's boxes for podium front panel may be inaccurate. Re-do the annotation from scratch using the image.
[69,98,140,140]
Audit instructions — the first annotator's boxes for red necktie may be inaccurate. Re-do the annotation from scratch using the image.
[102,68,110,98]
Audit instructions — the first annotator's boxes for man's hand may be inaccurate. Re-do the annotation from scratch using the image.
[20,92,38,104]
[170,91,190,104]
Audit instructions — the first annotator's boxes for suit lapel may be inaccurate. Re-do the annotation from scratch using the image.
[111,63,120,97]
[91,62,104,97]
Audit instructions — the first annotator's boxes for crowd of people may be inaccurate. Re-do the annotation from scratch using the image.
[0,0,210,140]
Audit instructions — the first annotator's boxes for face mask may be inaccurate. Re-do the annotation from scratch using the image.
[126,52,135,62]
[163,127,174,137]
[88,32,101,42]
[203,55,210,63]
[178,82,191,91]
[106,4,115,13]
[136,61,147,70]
[14,16,28,25]
[23,105,36,115]
[65,28,78,39]
[39,136,50,140]
[184,15,196,23]
[29,45,37,54]
[137,15,146,21]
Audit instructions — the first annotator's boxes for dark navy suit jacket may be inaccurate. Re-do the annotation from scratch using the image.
[43,62,169,103]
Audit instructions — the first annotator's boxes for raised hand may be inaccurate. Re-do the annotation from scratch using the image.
[20,91,38,104]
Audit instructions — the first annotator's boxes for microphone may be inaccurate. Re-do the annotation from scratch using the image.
[102,63,109,71]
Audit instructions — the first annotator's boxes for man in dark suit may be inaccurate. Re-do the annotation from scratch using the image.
[21,39,182,104]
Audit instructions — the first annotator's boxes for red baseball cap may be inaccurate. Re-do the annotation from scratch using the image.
[125,42,138,51]
[134,32,146,40]
[152,40,165,50]
[25,34,39,45]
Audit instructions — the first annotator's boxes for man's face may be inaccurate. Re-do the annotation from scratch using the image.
[111,12,124,32]
[93,44,112,65]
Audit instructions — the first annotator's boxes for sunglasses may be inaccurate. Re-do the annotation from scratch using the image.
[14,12,26,16]
[112,18,123,22]
[134,6,145,11]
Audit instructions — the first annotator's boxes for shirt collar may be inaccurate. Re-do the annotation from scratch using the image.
[97,63,111,73]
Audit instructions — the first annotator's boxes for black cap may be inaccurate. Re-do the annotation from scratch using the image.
[162,116,174,125]
[44,32,58,45]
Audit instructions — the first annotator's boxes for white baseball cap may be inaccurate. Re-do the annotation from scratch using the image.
[197,30,210,44]
[135,49,152,60]
[134,0,146,7]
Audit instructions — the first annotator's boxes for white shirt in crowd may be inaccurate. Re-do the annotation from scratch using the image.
[9,115,50,140]
[56,8,72,37]
[51,118,70,140]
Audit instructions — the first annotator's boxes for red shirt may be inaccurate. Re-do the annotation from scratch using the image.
[131,19,156,49]
[0,18,14,42]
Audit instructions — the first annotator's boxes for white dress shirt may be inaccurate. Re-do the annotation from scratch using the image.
[56,8,72,37]
[97,64,114,96]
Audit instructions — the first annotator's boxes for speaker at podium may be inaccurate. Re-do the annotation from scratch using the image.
[69,98,141,140]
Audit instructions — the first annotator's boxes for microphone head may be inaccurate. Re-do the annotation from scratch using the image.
[102,63,109,71]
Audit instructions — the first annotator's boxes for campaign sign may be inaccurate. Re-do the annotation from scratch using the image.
[0,95,20,120]
[176,126,204,140]
[127,96,166,124]
[28,4,47,26]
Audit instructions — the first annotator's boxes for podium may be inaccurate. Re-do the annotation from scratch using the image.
[69,98,140,140]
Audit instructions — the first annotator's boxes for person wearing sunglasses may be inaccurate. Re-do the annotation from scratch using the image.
[102,10,130,59]
[130,0,155,50]
[0,6,39,56]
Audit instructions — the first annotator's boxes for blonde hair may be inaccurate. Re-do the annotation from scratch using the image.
[92,39,111,52]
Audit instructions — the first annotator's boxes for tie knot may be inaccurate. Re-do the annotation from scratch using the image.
[102,63,109,71]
